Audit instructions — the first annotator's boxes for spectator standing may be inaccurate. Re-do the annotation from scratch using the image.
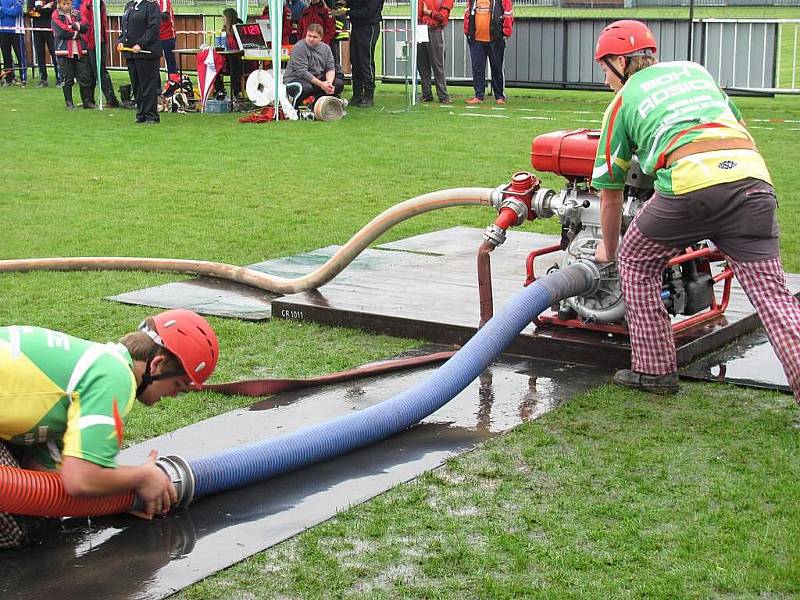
[286,0,302,43]
[260,1,293,46]
[285,22,343,104]
[118,0,162,123]
[325,0,348,70]
[589,20,800,400]
[27,0,61,86]
[348,0,383,107]
[0,310,219,550]
[416,0,452,104]
[51,0,92,108]
[81,0,119,106]
[0,0,26,86]
[298,0,334,48]
[158,0,178,86]
[463,0,512,105]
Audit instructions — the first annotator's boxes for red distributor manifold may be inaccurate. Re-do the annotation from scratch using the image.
[0,466,136,517]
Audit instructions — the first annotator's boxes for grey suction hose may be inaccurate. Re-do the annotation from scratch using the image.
[157,262,599,506]
[0,188,500,295]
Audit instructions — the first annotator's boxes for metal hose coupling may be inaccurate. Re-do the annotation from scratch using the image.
[536,259,601,303]
[155,455,196,509]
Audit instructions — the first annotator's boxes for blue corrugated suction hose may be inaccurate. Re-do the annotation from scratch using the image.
[179,263,597,502]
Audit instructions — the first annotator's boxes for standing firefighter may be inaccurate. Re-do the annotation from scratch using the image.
[590,19,800,399]
[0,310,219,549]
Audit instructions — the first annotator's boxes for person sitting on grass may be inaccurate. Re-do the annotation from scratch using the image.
[0,309,219,550]
[284,22,343,106]
[51,0,93,109]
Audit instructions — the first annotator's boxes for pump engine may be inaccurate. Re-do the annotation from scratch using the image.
[480,129,732,333]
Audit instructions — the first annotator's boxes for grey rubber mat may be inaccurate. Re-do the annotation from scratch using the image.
[0,351,610,600]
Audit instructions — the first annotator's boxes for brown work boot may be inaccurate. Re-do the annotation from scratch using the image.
[612,369,679,395]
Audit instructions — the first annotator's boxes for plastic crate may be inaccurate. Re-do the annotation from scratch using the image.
[205,99,231,114]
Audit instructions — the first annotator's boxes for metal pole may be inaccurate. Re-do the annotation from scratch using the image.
[688,0,695,62]
[94,0,102,109]
[410,1,417,106]
[270,0,281,120]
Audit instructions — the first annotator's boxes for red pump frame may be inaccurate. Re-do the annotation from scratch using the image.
[524,245,734,335]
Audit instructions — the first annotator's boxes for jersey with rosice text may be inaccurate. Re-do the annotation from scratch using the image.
[591,61,771,196]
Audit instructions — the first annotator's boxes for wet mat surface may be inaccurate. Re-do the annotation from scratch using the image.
[110,227,800,369]
[0,352,609,600]
[680,328,790,393]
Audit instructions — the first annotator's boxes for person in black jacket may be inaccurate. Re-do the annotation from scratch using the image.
[347,0,383,107]
[118,0,162,123]
[27,0,62,86]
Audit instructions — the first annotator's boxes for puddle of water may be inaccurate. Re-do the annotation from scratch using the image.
[681,329,789,393]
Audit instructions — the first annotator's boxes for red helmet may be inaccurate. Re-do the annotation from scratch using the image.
[141,309,219,385]
[594,20,657,61]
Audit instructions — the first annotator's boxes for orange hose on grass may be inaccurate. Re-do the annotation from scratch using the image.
[0,466,136,517]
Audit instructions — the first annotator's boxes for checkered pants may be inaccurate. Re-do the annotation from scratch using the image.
[618,223,800,403]
[0,442,25,550]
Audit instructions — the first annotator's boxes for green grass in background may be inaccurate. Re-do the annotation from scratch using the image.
[2,80,799,597]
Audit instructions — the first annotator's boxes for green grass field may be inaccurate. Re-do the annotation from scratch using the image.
[2,79,800,597]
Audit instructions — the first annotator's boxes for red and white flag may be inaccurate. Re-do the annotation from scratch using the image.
[196,47,224,106]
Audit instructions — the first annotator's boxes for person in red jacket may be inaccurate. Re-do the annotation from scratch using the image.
[298,0,334,47]
[261,1,294,46]
[51,0,92,108]
[463,0,512,105]
[158,0,178,85]
[417,0,452,104]
[80,0,119,106]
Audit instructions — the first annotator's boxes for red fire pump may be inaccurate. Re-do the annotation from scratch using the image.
[479,129,734,335]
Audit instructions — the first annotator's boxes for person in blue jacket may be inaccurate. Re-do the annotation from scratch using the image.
[0,0,27,86]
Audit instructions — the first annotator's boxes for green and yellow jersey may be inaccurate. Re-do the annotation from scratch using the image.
[592,61,771,197]
[0,326,136,470]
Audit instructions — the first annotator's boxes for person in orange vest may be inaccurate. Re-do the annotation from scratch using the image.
[417,0,452,104]
[463,0,512,105]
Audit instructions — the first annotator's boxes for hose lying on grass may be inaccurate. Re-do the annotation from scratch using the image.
[0,262,598,516]
[0,188,499,295]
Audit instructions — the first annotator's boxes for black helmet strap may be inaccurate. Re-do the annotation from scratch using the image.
[602,56,628,85]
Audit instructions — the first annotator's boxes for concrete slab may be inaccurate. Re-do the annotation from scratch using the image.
[0,351,609,600]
